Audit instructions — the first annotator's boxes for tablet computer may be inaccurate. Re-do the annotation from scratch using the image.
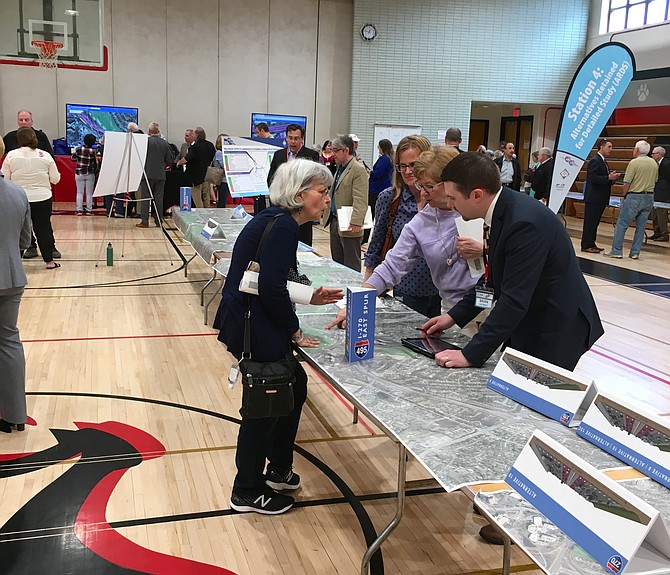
[401,337,461,359]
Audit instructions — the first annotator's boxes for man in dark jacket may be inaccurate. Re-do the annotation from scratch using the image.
[424,152,604,371]
[530,147,554,203]
[494,142,521,191]
[650,146,670,242]
[580,139,619,253]
[176,126,215,207]
[267,124,320,245]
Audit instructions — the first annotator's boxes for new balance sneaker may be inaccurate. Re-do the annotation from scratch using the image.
[265,468,301,491]
[230,486,294,515]
[23,246,38,259]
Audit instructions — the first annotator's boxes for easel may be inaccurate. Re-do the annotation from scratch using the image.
[95,132,174,267]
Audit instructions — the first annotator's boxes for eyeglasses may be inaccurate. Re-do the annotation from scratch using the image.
[309,187,330,196]
[414,181,442,192]
[396,162,416,172]
[331,147,344,152]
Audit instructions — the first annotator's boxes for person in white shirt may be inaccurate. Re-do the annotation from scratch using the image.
[1,127,62,269]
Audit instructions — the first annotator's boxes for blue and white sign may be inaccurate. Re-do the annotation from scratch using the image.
[180,186,192,211]
[507,431,670,575]
[549,42,635,213]
[578,392,670,490]
[345,287,375,362]
[487,348,596,427]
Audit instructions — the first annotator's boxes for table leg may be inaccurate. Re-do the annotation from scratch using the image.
[203,275,224,325]
[184,253,196,277]
[360,442,406,575]
[353,406,359,424]
[200,269,217,306]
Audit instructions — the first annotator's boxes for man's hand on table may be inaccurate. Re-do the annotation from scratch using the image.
[435,349,471,369]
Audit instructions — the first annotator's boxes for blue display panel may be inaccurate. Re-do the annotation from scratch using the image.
[66,103,139,147]
[251,113,307,140]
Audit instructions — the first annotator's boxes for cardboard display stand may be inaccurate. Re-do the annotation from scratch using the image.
[345,287,376,362]
[487,348,597,427]
[201,219,226,240]
[578,392,670,490]
[507,431,670,574]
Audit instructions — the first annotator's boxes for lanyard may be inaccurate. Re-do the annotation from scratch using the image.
[482,224,490,287]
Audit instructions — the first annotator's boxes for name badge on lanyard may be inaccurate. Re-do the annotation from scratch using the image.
[475,286,494,309]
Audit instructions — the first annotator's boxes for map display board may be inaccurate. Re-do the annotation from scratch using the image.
[221,137,281,198]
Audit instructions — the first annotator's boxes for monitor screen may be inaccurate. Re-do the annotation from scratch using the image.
[251,113,307,140]
[66,103,139,147]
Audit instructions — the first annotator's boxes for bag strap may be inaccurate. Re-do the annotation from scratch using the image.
[243,213,283,359]
[380,193,402,260]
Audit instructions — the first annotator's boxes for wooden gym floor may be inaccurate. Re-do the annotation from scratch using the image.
[1,205,669,575]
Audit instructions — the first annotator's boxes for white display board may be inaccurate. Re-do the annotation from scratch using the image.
[93,132,148,197]
[487,348,596,427]
[507,430,670,575]
[371,124,422,164]
[221,136,281,198]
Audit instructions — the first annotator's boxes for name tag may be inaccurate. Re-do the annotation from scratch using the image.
[475,286,495,309]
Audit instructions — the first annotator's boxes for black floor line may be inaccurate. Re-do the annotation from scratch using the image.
[579,257,670,298]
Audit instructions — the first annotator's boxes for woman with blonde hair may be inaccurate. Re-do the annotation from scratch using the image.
[363,135,441,316]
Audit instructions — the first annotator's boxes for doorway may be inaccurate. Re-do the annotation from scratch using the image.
[468,120,489,151]
[500,116,533,170]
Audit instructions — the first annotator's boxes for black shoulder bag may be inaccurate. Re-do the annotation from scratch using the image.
[239,214,297,419]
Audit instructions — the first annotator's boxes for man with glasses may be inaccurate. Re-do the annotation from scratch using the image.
[322,135,368,271]
[267,124,320,245]
[494,142,521,191]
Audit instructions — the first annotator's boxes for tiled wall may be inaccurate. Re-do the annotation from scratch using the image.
[350,0,590,162]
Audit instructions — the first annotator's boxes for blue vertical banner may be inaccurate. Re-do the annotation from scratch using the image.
[548,43,635,213]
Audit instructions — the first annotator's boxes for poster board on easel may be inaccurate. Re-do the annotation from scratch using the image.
[371,124,422,166]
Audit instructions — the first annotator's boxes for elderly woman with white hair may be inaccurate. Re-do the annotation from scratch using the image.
[213,159,342,516]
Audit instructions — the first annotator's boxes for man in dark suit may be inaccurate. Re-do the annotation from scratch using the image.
[650,146,670,242]
[176,126,215,208]
[494,142,521,190]
[530,147,554,203]
[580,139,620,253]
[444,127,464,153]
[423,152,604,371]
[136,122,173,228]
[267,123,320,245]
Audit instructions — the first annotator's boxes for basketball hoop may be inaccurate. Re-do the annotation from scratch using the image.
[31,40,63,69]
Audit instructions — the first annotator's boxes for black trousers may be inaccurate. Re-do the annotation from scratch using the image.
[233,361,308,491]
[30,198,56,263]
[581,201,608,249]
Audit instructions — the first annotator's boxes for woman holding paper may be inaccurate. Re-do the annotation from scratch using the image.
[327,145,483,329]
[214,159,342,516]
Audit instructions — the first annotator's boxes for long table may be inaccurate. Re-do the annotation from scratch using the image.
[170,208,663,575]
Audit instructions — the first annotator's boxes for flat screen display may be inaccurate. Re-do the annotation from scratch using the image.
[66,103,139,147]
[251,113,307,140]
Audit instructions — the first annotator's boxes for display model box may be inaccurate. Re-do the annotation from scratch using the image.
[180,187,192,211]
[578,392,670,490]
[507,430,670,575]
[345,287,375,362]
[487,348,596,427]
[201,219,226,240]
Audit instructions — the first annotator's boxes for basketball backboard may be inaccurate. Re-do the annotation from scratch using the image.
[0,0,106,70]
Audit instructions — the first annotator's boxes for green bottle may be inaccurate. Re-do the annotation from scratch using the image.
[106,242,113,266]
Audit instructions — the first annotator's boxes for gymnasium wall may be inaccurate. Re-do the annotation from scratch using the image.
[0,0,353,148]
[349,0,591,163]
